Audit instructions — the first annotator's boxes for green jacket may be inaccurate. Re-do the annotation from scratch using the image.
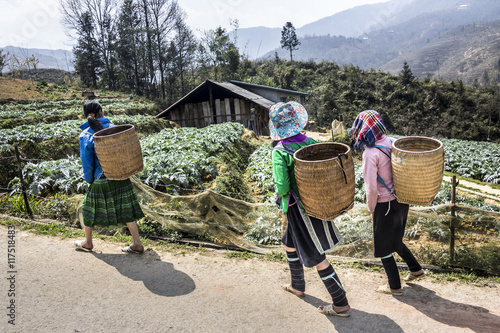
[272,137,317,213]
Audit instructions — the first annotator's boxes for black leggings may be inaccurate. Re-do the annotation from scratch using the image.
[381,243,422,290]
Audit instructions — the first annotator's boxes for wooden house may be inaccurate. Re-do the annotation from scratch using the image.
[156,80,307,136]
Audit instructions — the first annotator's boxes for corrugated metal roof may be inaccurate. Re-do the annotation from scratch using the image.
[228,80,308,96]
[217,81,275,108]
[156,79,275,118]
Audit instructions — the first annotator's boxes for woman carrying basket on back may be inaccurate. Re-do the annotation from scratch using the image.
[270,102,350,317]
[74,100,145,254]
[349,110,425,296]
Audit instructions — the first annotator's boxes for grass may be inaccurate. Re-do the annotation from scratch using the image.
[443,171,500,191]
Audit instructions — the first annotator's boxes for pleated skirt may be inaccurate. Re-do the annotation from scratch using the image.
[282,194,342,268]
[82,178,145,228]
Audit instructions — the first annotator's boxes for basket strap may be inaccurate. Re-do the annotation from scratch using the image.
[374,145,398,203]
[336,153,348,184]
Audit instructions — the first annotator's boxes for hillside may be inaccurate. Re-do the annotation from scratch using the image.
[1,46,74,73]
[241,0,500,63]
[380,21,500,85]
[0,76,80,101]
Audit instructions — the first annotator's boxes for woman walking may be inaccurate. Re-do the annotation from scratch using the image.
[75,100,145,254]
[271,102,350,317]
[349,110,425,295]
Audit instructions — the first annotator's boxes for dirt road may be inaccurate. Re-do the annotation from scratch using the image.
[1,225,499,333]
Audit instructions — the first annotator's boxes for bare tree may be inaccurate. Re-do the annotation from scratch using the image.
[148,0,181,99]
[171,16,197,95]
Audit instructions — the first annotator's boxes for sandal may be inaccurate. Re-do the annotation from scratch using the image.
[75,240,92,252]
[375,284,402,296]
[318,304,350,317]
[281,284,305,297]
[403,270,425,282]
[121,245,144,254]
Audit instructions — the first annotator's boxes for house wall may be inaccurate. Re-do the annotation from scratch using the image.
[167,98,270,136]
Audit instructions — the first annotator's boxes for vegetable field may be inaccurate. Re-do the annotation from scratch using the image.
[1,95,499,274]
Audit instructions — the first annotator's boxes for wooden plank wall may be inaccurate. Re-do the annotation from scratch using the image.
[167,98,269,135]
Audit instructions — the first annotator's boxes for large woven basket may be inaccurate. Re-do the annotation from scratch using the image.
[294,143,355,221]
[392,136,444,206]
[93,124,143,180]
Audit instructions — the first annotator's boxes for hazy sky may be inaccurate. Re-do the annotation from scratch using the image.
[1,0,390,50]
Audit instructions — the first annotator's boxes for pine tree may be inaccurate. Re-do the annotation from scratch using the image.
[400,61,414,86]
[73,11,101,89]
[280,22,300,62]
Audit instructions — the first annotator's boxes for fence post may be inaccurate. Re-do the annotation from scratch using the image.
[13,143,33,218]
[449,175,457,264]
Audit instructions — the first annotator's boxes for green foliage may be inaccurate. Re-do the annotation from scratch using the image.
[139,122,245,190]
[246,144,274,192]
[0,115,154,149]
[214,171,251,202]
[442,138,500,184]
[0,193,74,221]
[9,155,87,196]
[244,204,282,245]
[241,60,500,143]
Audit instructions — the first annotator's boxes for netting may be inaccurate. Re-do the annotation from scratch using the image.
[69,177,282,254]
[69,177,500,274]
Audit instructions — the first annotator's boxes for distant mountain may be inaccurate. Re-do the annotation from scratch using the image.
[1,46,74,73]
[254,0,500,85]
[380,21,500,85]
[233,26,282,59]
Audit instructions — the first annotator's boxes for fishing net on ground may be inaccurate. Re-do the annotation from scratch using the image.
[69,177,281,254]
[69,182,500,273]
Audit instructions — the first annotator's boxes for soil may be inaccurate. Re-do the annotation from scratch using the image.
[1,224,499,333]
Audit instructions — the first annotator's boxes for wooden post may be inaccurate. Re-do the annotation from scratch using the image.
[209,84,216,124]
[13,143,33,218]
[449,175,457,264]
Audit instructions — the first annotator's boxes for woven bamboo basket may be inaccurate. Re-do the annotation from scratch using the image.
[93,124,143,180]
[293,143,355,220]
[392,136,444,206]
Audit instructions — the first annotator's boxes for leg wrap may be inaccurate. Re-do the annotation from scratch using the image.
[318,264,348,307]
[381,254,401,290]
[287,251,305,292]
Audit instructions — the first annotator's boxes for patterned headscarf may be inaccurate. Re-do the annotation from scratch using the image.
[349,110,388,151]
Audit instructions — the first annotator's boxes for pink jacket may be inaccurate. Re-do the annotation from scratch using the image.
[362,136,395,212]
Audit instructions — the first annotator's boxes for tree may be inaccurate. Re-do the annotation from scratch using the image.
[61,0,118,89]
[0,49,8,77]
[149,0,182,99]
[200,26,240,81]
[400,61,414,86]
[169,17,197,96]
[116,0,142,93]
[72,11,102,88]
[280,22,300,62]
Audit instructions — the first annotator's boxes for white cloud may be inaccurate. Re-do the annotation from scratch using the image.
[0,0,72,50]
